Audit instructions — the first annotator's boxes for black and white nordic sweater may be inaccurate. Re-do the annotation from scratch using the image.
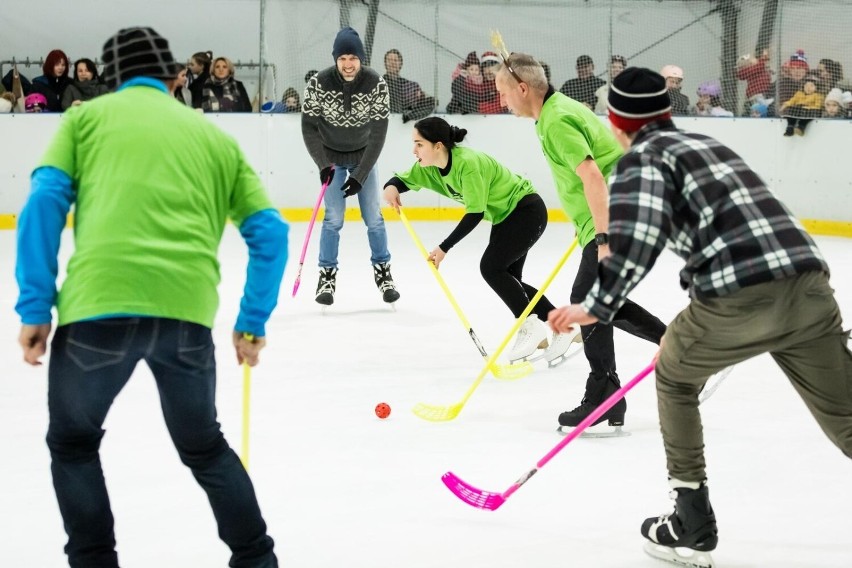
[301,65,390,184]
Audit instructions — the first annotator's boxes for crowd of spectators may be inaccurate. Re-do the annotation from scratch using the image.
[2,45,850,124]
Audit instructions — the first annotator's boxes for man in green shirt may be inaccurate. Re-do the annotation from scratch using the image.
[495,52,666,434]
[15,28,285,567]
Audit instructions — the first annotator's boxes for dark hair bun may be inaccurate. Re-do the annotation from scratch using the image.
[451,126,468,143]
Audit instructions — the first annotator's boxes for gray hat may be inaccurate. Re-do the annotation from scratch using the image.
[102,27,180,89]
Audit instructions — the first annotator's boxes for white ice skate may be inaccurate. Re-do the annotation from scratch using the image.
[539,331,583,367]
[643,541,715,568]
[506,315,548,363]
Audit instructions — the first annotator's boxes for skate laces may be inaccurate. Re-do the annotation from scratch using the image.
[374,264,396,292]
[318,269,336,294]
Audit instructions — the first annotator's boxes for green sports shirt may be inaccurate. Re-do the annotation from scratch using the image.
[392,146,536,224]
[40,84,273,328]
[535,92,623,246]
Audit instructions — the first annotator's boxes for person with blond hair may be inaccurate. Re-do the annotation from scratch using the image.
[201,56,252,112]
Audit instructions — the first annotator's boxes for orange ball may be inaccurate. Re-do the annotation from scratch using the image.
[375,402,391,419]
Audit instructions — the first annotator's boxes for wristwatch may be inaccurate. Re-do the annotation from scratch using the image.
[594,232,609,246]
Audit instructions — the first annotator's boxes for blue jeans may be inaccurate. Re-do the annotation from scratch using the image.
[46,318,277,568]
[319,163,391,268]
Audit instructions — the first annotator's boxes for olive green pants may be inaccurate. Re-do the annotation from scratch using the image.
[656,271,852,482]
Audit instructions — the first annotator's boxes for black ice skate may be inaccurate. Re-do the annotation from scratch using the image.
[315,267,337,306]
[373,262,400,304]
[557,371,628,438]
[641,480,718,568]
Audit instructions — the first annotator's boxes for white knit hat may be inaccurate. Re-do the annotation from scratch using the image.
[825,88,843,106]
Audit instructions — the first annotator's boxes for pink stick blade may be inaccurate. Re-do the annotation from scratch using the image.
[291,264,304,297]
[441,472,506,510]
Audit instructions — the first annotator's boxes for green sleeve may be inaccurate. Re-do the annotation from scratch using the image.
[393,162,433,192]
[229,143,274,227]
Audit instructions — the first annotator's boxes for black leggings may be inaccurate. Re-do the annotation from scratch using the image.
[480,194,557,320]
[570,241,667,375]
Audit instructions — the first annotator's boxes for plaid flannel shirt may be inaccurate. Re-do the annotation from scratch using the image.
[583,119,828,323]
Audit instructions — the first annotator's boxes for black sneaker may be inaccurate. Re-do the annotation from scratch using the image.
[641,481,718,551]
[783,125,794,136]
[373,262,400,303]
[558,371,625,427]
[315,267,337,305]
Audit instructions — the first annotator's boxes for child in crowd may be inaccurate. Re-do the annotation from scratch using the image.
[24,93,48,113]
[822,88,846,118]
[749,95,774,118]
[780,75,824,136]
[736,49,773,114]
[693,80,733,117]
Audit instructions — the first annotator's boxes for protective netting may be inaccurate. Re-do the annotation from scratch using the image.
[261,0,852,119]
[2,0,850,118]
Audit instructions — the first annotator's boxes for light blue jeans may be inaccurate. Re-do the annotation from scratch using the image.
[319,163,391,268]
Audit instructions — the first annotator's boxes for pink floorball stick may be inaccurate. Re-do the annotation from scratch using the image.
[442,361,656,510]
[292,178,331,297]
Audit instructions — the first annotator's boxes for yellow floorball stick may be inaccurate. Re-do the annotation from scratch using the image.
[240,333,254,470]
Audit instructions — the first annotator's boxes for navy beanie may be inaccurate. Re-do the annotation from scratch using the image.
[332,27,366,62]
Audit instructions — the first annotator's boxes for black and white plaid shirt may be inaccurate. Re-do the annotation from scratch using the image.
[583,119,829,323]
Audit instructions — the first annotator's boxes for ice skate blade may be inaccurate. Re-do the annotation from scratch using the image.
[557,423,630,438]
[545,345,584,368]
[509,349,547,365]
[643,541,714,568]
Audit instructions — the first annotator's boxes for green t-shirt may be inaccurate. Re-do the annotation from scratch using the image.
[392,146,535,224]
[40,85,273,328]
[535,92,623,246]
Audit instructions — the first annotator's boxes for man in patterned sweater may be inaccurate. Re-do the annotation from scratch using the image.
[301,26,399,306]
[548,67,852,567]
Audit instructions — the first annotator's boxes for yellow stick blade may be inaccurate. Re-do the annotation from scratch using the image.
[491,360,534,381]
[412,401,463,422]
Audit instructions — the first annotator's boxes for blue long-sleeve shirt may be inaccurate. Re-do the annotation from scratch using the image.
[16,167,288,336]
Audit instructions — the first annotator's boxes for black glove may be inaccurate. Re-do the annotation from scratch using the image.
[319,166,334,187]
[341,177,362,197]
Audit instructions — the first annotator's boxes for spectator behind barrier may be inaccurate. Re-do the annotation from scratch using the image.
[780,74,824,136]
[25,92,48,113]
[822,88,845,118]
[446,51,484,115]
[693,80,732,117]
[187,50,212,109]
[31,49,71,112]
[62,58,109,110]
[560,54,605,110]
[776,50,809,113]
[383,48,436,122]
[660,64,690,115]
[171,63,193,106]
[478,51,504,114]
[816,58,843,95]
[595,55,627,115]
[736,49,773,115]
[280,87,299,112]
[200,57,252,113]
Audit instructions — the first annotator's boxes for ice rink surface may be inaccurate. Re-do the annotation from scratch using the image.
[1,219,850,567]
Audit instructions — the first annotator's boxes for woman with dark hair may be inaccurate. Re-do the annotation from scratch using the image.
[61,58,109,110]
[200,57,251,113]
[383,116,576,364]
[171,63,193,106]
[187,50,213,108]
[32,49,71,112]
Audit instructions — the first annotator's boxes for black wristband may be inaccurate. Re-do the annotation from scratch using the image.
[594,232,609,246]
